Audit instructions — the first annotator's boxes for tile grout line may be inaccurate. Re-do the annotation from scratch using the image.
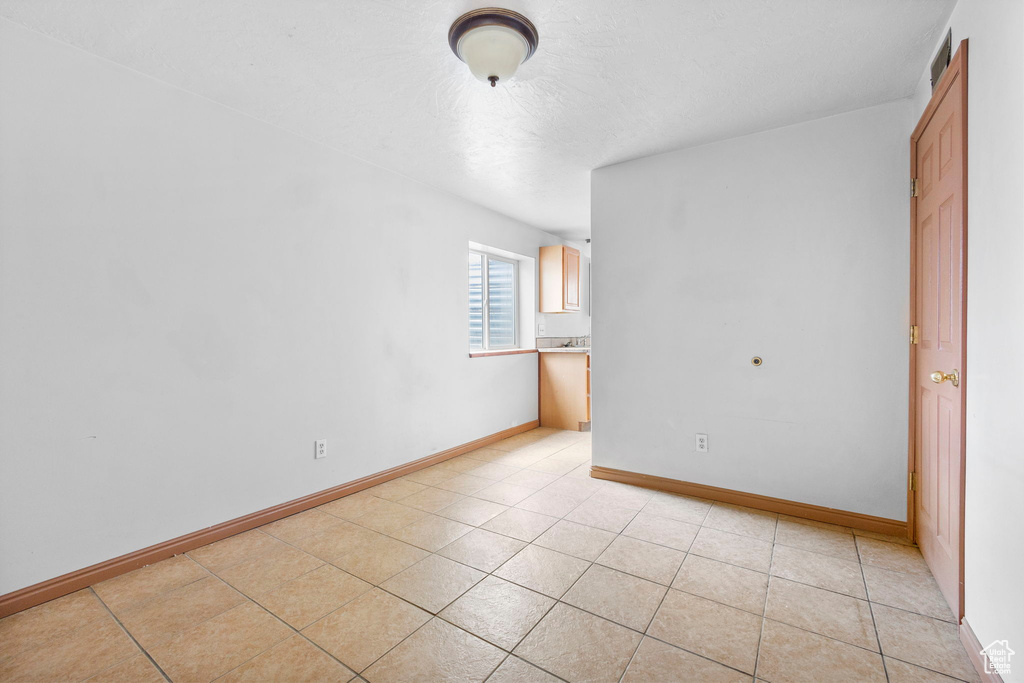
[615,549,682,683]
[5,436,533,679]
[760,527,961,675]
[615,631,644,683]
[215,600,358,681]
[458,531,752,680]
[347,595,478,677]
[95,555,217,614]
[482,653,512,682]
[202,512,456,680]
[10,431,965,683]
[293,470,583,678]
[881,655,972,682]
[857,540,892,683]
[197,484,921,674]
[270,481,753,602]
[108,433,587,681]
[844,538,974,682]
[442,606,571,682]
[752,516,777,680]
[87,586,173,682]
[754,542,780,681]
[316,452,949,678]
[311,459,782,679]
[696,524,928,603]
[555,573,759,679]
[482,586,569,681]
[100,555,355,681]
[88,555,262,680]
[656,523,764,679]
[337,457,601,680]
[753,617,770,681]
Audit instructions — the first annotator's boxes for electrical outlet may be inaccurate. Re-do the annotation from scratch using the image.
[696,433,708,453]
[538,322,546,336]
[315,439,327,459]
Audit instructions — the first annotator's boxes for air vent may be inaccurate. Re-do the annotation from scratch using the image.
[930,29,952,91]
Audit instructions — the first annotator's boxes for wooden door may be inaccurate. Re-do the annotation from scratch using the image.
[910,41,967,620]
[563,247,581,311]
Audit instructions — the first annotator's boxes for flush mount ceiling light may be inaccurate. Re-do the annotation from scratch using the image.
[449,8,539,87]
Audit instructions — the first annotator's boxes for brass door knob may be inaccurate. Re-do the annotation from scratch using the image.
[930,369,960,388]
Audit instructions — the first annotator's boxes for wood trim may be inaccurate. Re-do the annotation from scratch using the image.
[590,466,907,537]
[908,105,920,544]
[0,420,539,619]
[909,39,969,618]
[468,349,538,358]
[960,617,1005,682]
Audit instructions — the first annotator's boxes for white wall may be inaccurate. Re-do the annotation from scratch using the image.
[0,21,566,595]
[592,100,913,520]
[910,0,1024,674]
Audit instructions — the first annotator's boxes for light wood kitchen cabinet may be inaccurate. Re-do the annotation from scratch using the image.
[539,351,590,431]
[539,245,581,313]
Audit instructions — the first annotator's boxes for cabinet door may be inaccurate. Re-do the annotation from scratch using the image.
[563,247,581,311]
[540,353,588,431]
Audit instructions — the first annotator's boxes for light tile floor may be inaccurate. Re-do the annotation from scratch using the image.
[0,428,981,682]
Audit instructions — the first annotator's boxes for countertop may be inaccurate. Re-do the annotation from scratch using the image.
[537,347,590,353]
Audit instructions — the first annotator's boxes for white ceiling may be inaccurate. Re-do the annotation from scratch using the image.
[1,0,955,238]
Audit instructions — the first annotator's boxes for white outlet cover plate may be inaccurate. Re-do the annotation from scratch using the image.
[315,439,327,459]
[696,434,708,452]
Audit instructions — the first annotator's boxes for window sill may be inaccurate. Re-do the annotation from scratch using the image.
[468,349,538,358]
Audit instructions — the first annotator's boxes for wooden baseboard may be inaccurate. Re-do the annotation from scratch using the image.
[0,420,539,619]
[590,466,907,537]
[960,617,1006,682]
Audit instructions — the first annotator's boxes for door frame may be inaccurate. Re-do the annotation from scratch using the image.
[907,39,968,621]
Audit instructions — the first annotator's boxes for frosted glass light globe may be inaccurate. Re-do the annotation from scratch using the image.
[457,25,530,86]
[448,9,538,88]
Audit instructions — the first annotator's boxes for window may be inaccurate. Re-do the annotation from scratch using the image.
[469,250,518,350]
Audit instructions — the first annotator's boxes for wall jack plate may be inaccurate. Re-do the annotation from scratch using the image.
[315,439,327,459]
[695,434,708,453]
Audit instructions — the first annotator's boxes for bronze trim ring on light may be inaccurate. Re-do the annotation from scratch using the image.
[448,8,539,61]
[449,8,539,86]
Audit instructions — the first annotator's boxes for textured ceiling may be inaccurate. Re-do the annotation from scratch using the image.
[0,0,955,238]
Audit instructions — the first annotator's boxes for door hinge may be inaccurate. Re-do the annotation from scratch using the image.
[910,178,919,198]
[909,472,919,492]
[910,325,920,344]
